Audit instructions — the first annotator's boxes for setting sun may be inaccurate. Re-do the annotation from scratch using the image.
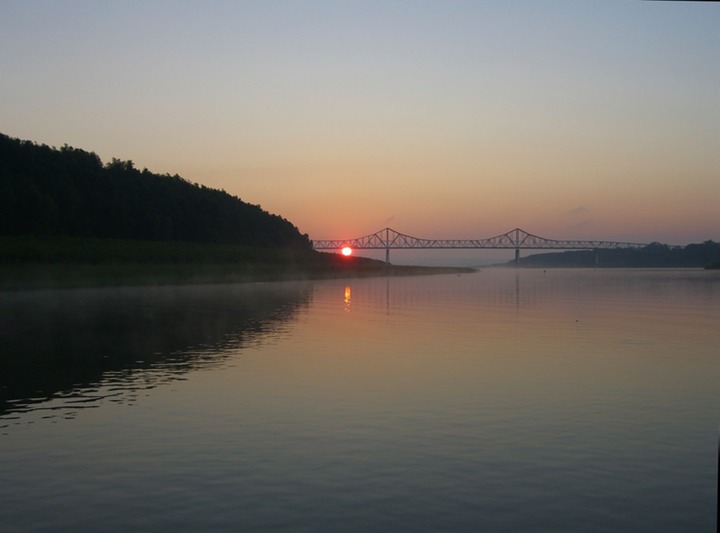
[341,246,352,256]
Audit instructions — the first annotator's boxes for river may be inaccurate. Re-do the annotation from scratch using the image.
[1,269,718,532]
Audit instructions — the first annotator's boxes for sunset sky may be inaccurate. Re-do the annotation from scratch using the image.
[1,1,718,261]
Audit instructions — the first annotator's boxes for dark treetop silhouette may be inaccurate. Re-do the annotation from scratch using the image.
[0,133,310,249]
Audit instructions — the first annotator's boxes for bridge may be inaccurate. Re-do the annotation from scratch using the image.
[312,227,648,263]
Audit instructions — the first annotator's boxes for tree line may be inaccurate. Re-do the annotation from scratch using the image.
[0,133,311,249]
[515,241,720,268]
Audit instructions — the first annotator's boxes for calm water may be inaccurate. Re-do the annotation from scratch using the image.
[1,269,718,532]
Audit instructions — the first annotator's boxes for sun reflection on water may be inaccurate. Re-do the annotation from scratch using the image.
[344,285,352,312]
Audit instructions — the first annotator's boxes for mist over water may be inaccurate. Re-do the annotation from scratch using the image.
[355,248,516,267]
[1,270,718,532]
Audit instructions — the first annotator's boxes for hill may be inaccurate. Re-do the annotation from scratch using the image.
[0,133,473,288]
[0,133,309,248]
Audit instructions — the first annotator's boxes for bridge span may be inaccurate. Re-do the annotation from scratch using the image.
[312,227,648,264]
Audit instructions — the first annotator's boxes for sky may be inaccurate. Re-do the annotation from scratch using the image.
[1,1,719,264]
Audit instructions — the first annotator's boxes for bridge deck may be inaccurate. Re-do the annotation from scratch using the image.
[312,227,647,251]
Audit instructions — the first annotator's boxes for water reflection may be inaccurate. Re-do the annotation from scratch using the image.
[344,285,351,312]
[0,270,717,531]
[332,268,720,316]
[0,282,311,422]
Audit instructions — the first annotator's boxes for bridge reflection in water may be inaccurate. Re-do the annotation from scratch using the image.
[312,227,648,264]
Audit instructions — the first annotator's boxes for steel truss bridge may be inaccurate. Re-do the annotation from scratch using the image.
[312,227,649,263]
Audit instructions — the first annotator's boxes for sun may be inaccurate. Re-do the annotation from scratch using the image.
[341,246,352,256]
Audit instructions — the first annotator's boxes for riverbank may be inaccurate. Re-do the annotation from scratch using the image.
[0,236,474,290]
[0,261,474,290]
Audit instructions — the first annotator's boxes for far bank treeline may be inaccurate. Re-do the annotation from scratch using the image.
[514,242,720,269]
[0,133,310,249]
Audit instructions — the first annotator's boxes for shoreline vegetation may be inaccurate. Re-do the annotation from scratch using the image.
[505,241,720,269]
[0,262,476,291]
[0,236,474,291]
[0,132,471,290]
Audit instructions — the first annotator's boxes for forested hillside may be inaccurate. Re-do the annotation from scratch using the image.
[0,133,310,248]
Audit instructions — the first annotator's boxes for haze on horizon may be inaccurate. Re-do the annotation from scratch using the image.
[1,1,718,260]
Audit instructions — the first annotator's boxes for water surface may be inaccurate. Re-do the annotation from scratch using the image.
[1,269,718,531]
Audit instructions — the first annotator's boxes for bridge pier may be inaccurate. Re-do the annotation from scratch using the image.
[515,248,520,266]
[385,247,390,264]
